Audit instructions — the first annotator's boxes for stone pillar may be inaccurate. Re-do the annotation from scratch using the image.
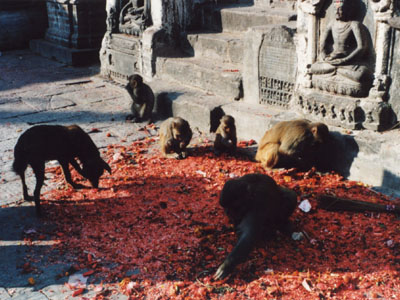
[30,0,106,66]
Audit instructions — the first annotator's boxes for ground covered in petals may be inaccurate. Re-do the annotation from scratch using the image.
[33,137,400,299]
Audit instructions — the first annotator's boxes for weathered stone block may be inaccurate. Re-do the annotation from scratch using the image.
[156,57,242,100]
[186,32,244,64]
[243,25,297,107]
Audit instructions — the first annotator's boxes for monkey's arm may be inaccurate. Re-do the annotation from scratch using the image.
[162,137,181,159]
[141,85,155,120]
[214,212,261,280]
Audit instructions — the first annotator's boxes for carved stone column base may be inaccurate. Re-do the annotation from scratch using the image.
[100,34,142,82]
[296,88,395,131]
[312,74,369,97]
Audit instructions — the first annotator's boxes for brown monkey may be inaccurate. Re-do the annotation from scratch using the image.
[214,173,297,280]
[125,74,155,123]
[214,115,237,155]
[159,117,192,159]
[13,125,111,217]
[255,119,329,170]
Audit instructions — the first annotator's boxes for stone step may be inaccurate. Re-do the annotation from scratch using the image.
[149,78,291,139]
[156,56,242,100]
[204,5,297,32]
[185,31,244,64]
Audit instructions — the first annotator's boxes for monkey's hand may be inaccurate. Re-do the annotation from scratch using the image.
[126,114,138,122]
[166,140,173,147]
[179,141,187,149]
[164,152,181,159]
[221,138,233,148]
[180,150,188,159]
[214,261,233,280]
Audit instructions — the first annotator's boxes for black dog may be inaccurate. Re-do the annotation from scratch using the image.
[13,125,111,216]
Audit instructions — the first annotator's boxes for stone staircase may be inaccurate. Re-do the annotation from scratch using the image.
[154,2,297,139]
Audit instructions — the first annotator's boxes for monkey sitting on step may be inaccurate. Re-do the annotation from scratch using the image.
[214,115,237,155]
[159,117,192,159]
[255,119,330,170]
[125,74,155,123]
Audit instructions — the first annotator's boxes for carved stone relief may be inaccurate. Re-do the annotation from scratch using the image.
[119,0,152,36]
[296,0,396,130]
[258,26,297,109]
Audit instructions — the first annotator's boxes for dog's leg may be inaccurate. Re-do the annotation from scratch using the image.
[31,162,45,217]
[59,159,84,189]
[70,158,85,177]
[19,171,33,201]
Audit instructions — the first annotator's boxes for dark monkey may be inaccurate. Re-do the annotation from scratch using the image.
[159,117,192,159]
[125,74,155,123]
[13,125,111,217]
[214,173,297,280]
[255,119,329,170]
[214,115,237,155]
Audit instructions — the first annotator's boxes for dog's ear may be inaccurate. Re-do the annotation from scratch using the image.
[102,159,112,174]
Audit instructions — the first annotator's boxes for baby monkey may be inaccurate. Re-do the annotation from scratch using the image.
[125,74,155,123]
[159,117,192,159]
[214,115,237,155]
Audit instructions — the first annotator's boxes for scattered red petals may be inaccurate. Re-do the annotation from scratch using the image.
[72,288,84,297]
[83,270,95,277]
[38,137,400,299]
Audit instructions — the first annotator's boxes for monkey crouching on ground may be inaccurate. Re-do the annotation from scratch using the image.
[214,115,237,155]
[13,125,111,217]
[255,119,330,170]
[159,117,192,159]
[214,173,297,280]
[125,74,155,123]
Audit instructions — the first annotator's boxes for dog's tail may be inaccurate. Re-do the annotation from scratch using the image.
[12,144,27,175]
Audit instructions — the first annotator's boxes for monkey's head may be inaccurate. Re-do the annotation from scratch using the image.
[172,118,191,142]
[310,122,329,144]
[220,178,251,225]
[128,74,143,89]
[220,115,236,134]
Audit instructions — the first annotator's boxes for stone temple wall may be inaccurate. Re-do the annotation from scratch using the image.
[0,1,47,51]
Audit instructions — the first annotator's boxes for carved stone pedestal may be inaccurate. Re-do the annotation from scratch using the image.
[100,34,142,82]
[297,89,393,131]
[30,0,106,66]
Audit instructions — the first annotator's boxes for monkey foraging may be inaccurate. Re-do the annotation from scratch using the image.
[214,115,237,155]
[255,119,329,170]
[214,173,297,280]
[159,117,192,159]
